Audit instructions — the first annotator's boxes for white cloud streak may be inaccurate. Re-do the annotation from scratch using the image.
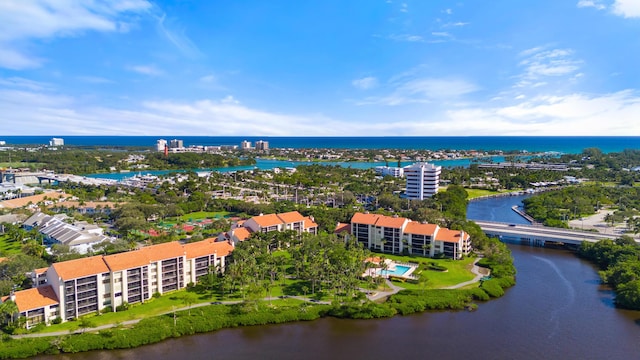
[127,65,164,76]
[0,0,151,69]
[352,77,379,90]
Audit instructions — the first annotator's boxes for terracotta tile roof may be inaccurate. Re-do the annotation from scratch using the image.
[12,285,59,313]
[351,212,381,225]
[51,255,109,280]
[103,249,151,272]
[375,215,408,229]
[277,211,305,224]
[232,227,252,241]
[184,238,218,259]
[404,222,438,236]
[34,267,48,275]
[104,242,183,271]
[251,213,283,227]
[334,222,351,234]
[435,228,466,243]
[303,216,318,229]
[210,241,234,257]
[140,241,185,263]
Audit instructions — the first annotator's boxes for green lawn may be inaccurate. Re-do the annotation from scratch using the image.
[375,254,478,289]
[31,287,308,335]
[465,188,511,199]
[0,234,22,256]
[0,162,46,169]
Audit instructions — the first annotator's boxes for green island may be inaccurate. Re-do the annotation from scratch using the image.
[3,145,640,358]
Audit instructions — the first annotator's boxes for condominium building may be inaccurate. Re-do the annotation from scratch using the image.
[2,238,234,328]
[375,166,404,178]
[169,139,184,149]
[242,211,318,235]
[350,212,471,259]
[156,139,167,152]
[241,140,252,150]
[49,138,64,146]
[255,140,269,151]
[404,162,441,200]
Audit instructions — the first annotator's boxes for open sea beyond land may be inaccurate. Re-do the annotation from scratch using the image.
[2,136,639,154]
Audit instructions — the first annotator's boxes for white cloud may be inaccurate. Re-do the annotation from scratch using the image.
[515,47,581,88]
[0,87,352,136]
[612,0,640,17]
[386,34,425,42]
[77,76,114,84]
[0,48,43,70]
[577,0,606,10]
[431,90,640,135]
[431,32,452,37]
[127,65,164,76]
[400,3,408,13]
[0,0,151,69]
[0,77,52,91]
[443,22,470,27]
[352,76,379,90]
[200,75,217,83]
[356,77,479,106]
[155,13,202,58]
[578,0,640,17]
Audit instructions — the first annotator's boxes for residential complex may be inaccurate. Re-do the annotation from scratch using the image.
[228,211,318,244]
[255,140,269,151]
[375,166,404,178]
[23,212,113,254]
[350,212,471,259]
[3,238,233,328]
[404,162,442,200]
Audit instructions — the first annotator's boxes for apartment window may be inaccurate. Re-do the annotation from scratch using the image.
[115,292,122,297]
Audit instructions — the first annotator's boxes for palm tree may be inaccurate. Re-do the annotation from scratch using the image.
[0,300,19,326]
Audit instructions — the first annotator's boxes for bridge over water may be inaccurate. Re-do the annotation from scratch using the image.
[475,220,620,247]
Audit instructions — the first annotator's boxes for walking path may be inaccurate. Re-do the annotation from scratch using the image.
[11,261,488,339]
[443,259,490,289]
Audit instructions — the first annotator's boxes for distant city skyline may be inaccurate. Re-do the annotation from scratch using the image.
[1,1,639,136]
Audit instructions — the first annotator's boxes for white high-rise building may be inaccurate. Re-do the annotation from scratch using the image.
[404,162,441,200]
[241,140,252,150]
[156,139,167,152]
[49,138,64,146]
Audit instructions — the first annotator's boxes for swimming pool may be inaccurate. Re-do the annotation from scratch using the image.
[380,265,411,277]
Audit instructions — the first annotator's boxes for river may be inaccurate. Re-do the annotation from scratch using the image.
[36,196,640,360]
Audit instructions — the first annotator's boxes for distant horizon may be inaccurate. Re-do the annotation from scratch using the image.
[1,2,640,136]
[1,135,637,154]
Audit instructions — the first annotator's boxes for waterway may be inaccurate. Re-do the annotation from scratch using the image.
[36,195,640,359]
[84,157,506,181]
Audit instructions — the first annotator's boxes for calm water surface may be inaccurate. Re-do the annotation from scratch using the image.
[36,196,640,360]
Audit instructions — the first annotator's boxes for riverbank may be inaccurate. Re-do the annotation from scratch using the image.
[1,255,509,359]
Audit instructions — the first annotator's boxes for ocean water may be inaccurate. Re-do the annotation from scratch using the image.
[1,136,638,154]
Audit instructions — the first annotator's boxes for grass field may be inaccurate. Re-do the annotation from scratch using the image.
[0,234,22,256]
[0,162,46,169]
[465,188,512,199]
[370,253,477,289]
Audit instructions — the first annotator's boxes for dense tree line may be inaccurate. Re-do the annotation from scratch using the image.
[578,237,640,310]
[522,185,640,229]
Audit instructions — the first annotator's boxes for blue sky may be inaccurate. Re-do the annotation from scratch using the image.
[1,0,640,136]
